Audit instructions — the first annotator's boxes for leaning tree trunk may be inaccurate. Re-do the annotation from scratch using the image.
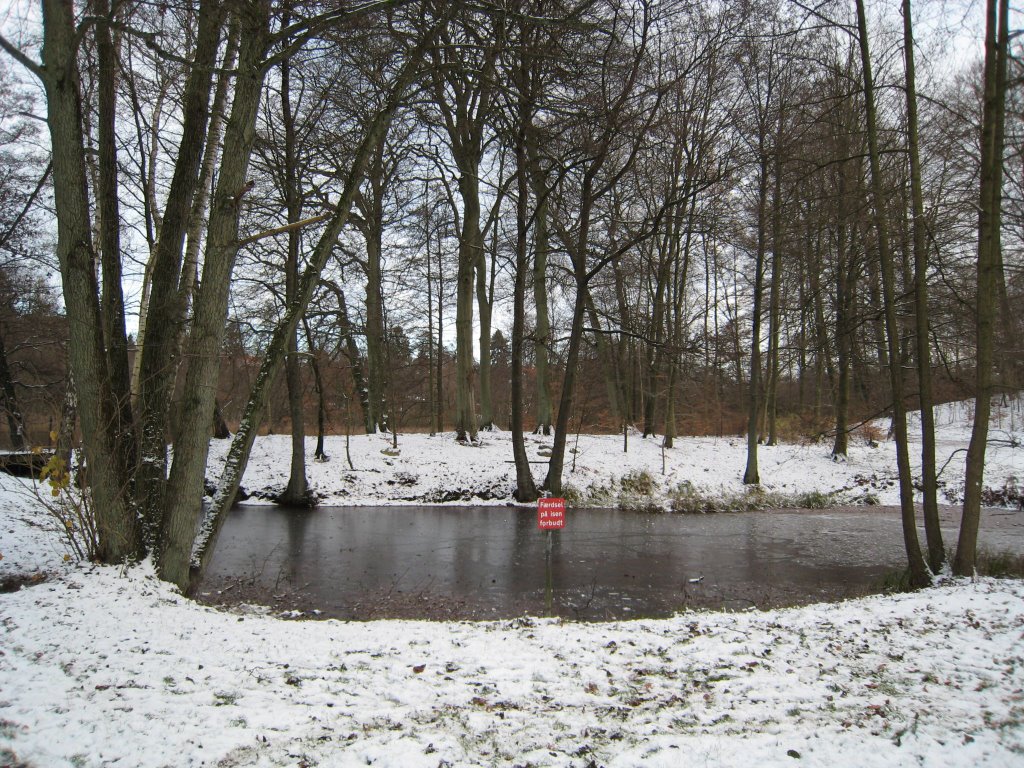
[544,173,596,496]
[135,0,226,545]
[185,44,431,590]
[325,281,373,433]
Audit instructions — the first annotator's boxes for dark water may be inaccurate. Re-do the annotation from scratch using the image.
[196,505,1024,621]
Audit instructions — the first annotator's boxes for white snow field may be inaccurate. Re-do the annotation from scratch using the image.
[1,396,1022,767]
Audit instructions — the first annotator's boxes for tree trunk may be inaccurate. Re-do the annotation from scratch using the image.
[0,323,26,449]
[157,0,273,588]
[326,281,372,432]
[642,242,670,439]
[359,141,389,434]
[279,49,310,508]
[902,0,944,572]
[94,0,136,495]
[856,0,929,587]
[510,39,538,501]
[743,155,769,485]
[435,228,445,434]
[212,399,230,439]
[583,289,622,423]
[765,139,784,447]
[955,0,1009,576]
[454,169,480,442]
[303,320,328,463]
[135,0,226,545]
[528,135,553,435]
[832,171,858,459]
[476,233,494,430]
[41,0,141,562]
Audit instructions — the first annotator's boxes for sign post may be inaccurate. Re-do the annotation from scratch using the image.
[538,497,566,615]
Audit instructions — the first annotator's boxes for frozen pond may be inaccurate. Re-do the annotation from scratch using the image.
[197,505,1024,620]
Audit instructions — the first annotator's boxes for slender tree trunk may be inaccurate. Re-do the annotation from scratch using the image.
[476,234,494,430]
[765,147,784,447]
[0,324,26,449]
[545,173,596,495]
[511,40,538,501]
[425,190,437,435]
[303,320,328,462]
[436,227,445,433]
[902,0,943,572]
[583,289,622,422]
[743,155,769,484]
[832,176,857,458]
[856,0,929,587]
[643,245,669,438]
[528,136,553,435]
[94,0,136,495]
[279,49,310,507]
[545,277,588,496]
[131,20,238,406]
[955,0,1009,576]
[325,281,372,433]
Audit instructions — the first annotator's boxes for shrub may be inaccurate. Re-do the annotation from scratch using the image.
[973,548,1024,578]
[33,449,98,562]
[619,470,655,496]
[795,490,835,509]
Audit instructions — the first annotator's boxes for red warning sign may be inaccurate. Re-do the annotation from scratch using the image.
[537,497,566,530]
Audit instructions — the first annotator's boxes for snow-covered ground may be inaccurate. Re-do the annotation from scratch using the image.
[1,396,1023,767]
[2,494,1023,767]
[209,396,1024,510]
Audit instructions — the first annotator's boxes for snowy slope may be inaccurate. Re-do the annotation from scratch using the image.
[204,396,1024,509]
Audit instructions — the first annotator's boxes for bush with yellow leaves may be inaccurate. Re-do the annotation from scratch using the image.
[33,436,98,562]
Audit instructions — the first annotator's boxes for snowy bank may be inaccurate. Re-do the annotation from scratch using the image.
[1,502,1023,767]
[206,396,1024,510]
